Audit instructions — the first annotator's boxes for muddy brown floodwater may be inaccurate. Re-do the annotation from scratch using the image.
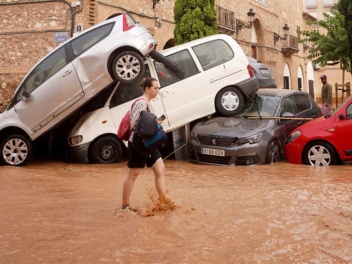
[1,160,352,263]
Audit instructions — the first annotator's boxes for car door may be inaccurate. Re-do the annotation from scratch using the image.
[152,49,211,130]
[14,45,83,133]
[279,93,315,141]
[335,101,352,156]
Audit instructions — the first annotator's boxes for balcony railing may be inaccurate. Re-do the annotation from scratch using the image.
[216,6,235,34]
[282,35,299,57]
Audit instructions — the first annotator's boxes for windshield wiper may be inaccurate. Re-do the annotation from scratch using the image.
[256,108,262,120]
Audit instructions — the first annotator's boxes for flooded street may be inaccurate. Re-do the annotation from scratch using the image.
[1,160,352,263]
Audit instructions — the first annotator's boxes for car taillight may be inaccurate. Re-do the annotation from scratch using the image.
[123,13,136,31]
[247,64,254,78]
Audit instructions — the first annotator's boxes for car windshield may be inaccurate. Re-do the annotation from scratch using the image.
[239,94,280,117]
[329,94,352,117]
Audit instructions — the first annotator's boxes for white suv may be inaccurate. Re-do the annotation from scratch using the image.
[68,34,259,164]
[0,13,156,166]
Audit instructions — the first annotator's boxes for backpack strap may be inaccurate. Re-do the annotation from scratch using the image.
[131,97,149,113]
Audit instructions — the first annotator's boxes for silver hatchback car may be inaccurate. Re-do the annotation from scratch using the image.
[0,13,156,166]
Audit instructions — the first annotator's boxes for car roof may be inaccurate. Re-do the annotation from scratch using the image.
[159,34,236,56]
[257,88,305,97]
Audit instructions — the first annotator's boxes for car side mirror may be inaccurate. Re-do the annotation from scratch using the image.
[338,114,344,120]
[22,90,31,101]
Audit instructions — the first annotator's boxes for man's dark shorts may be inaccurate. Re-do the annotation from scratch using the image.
[127,141,161,168]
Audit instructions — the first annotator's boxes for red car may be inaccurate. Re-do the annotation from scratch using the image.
[285,95,352,166]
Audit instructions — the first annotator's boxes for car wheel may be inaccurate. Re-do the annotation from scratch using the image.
[1,134,31,166]
[112,51,145,84]
[215,87,244,116]
[90,136,123,164]
[303,141,336,166]
[265,139,281,164]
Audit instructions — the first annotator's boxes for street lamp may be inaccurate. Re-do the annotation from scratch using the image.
[274,24,290,45]
[235,8,256,34]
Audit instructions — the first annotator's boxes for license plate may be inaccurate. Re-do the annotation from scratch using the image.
[201,147,225,156]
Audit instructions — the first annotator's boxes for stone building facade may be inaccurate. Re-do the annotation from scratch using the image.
[0,0,331,111]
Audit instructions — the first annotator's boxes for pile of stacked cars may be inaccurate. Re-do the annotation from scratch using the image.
[67,34,259,164]
[0,13,157,166]
[1,29,260,166]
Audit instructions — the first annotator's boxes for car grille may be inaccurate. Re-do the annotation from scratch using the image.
[235,155,260,165]
[198,153,231,165]
[196,135,237,147]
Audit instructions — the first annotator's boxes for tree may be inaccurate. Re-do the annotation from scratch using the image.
[174,0,218,45]
[300,8,351,90]
[337,0,352,69]
[300,9,350,73]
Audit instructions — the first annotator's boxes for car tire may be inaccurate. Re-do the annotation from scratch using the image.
[0,134,31,166]
[215,87,244,116]
[303,141,336,166]
[112,51,145,84]
[90,136,123,164]
[265,139,281,164]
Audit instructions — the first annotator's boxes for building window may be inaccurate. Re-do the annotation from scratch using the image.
[323,0,335,7]
[254,0,266,6]
[305,0,317,8]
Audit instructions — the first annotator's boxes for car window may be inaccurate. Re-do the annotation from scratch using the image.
[347,103,352,120]
[281,96,297,116]
[241,95,280,117]
[154,49,198,88]
[192,39,234,71]
[110,65,151,108]
[71,22,114,58]
[11,45,68,106]
[167,50,199,78]
[293,94,311,114]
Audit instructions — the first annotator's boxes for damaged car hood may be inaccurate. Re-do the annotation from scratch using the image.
[192,116,275,138]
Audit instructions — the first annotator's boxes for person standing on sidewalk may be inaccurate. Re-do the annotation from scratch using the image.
[320,74,333,116]
[121,77,171,212]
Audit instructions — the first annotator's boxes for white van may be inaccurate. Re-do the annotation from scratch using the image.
[68,34,259,163]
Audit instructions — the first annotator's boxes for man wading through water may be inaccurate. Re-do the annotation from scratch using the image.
[120,77,175,214]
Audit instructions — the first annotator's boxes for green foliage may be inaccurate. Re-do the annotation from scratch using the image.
[299,9,351,73]
[337,0,352,70]
[174,0,218,45]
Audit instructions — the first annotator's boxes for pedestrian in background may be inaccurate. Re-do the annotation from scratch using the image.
[320,74,333,116]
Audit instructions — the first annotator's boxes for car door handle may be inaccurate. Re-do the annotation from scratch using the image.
[62,70,72,77]
[160,91,170,98]
[296,121,302,126]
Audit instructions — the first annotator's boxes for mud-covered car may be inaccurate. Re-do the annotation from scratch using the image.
[188,89,321,166]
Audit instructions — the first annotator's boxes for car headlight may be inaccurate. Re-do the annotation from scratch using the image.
[287,130,302,143]
[237,133,262,144]
[69,135,83,145]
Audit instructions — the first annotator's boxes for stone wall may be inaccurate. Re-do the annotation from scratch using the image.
[0,0,75,110]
